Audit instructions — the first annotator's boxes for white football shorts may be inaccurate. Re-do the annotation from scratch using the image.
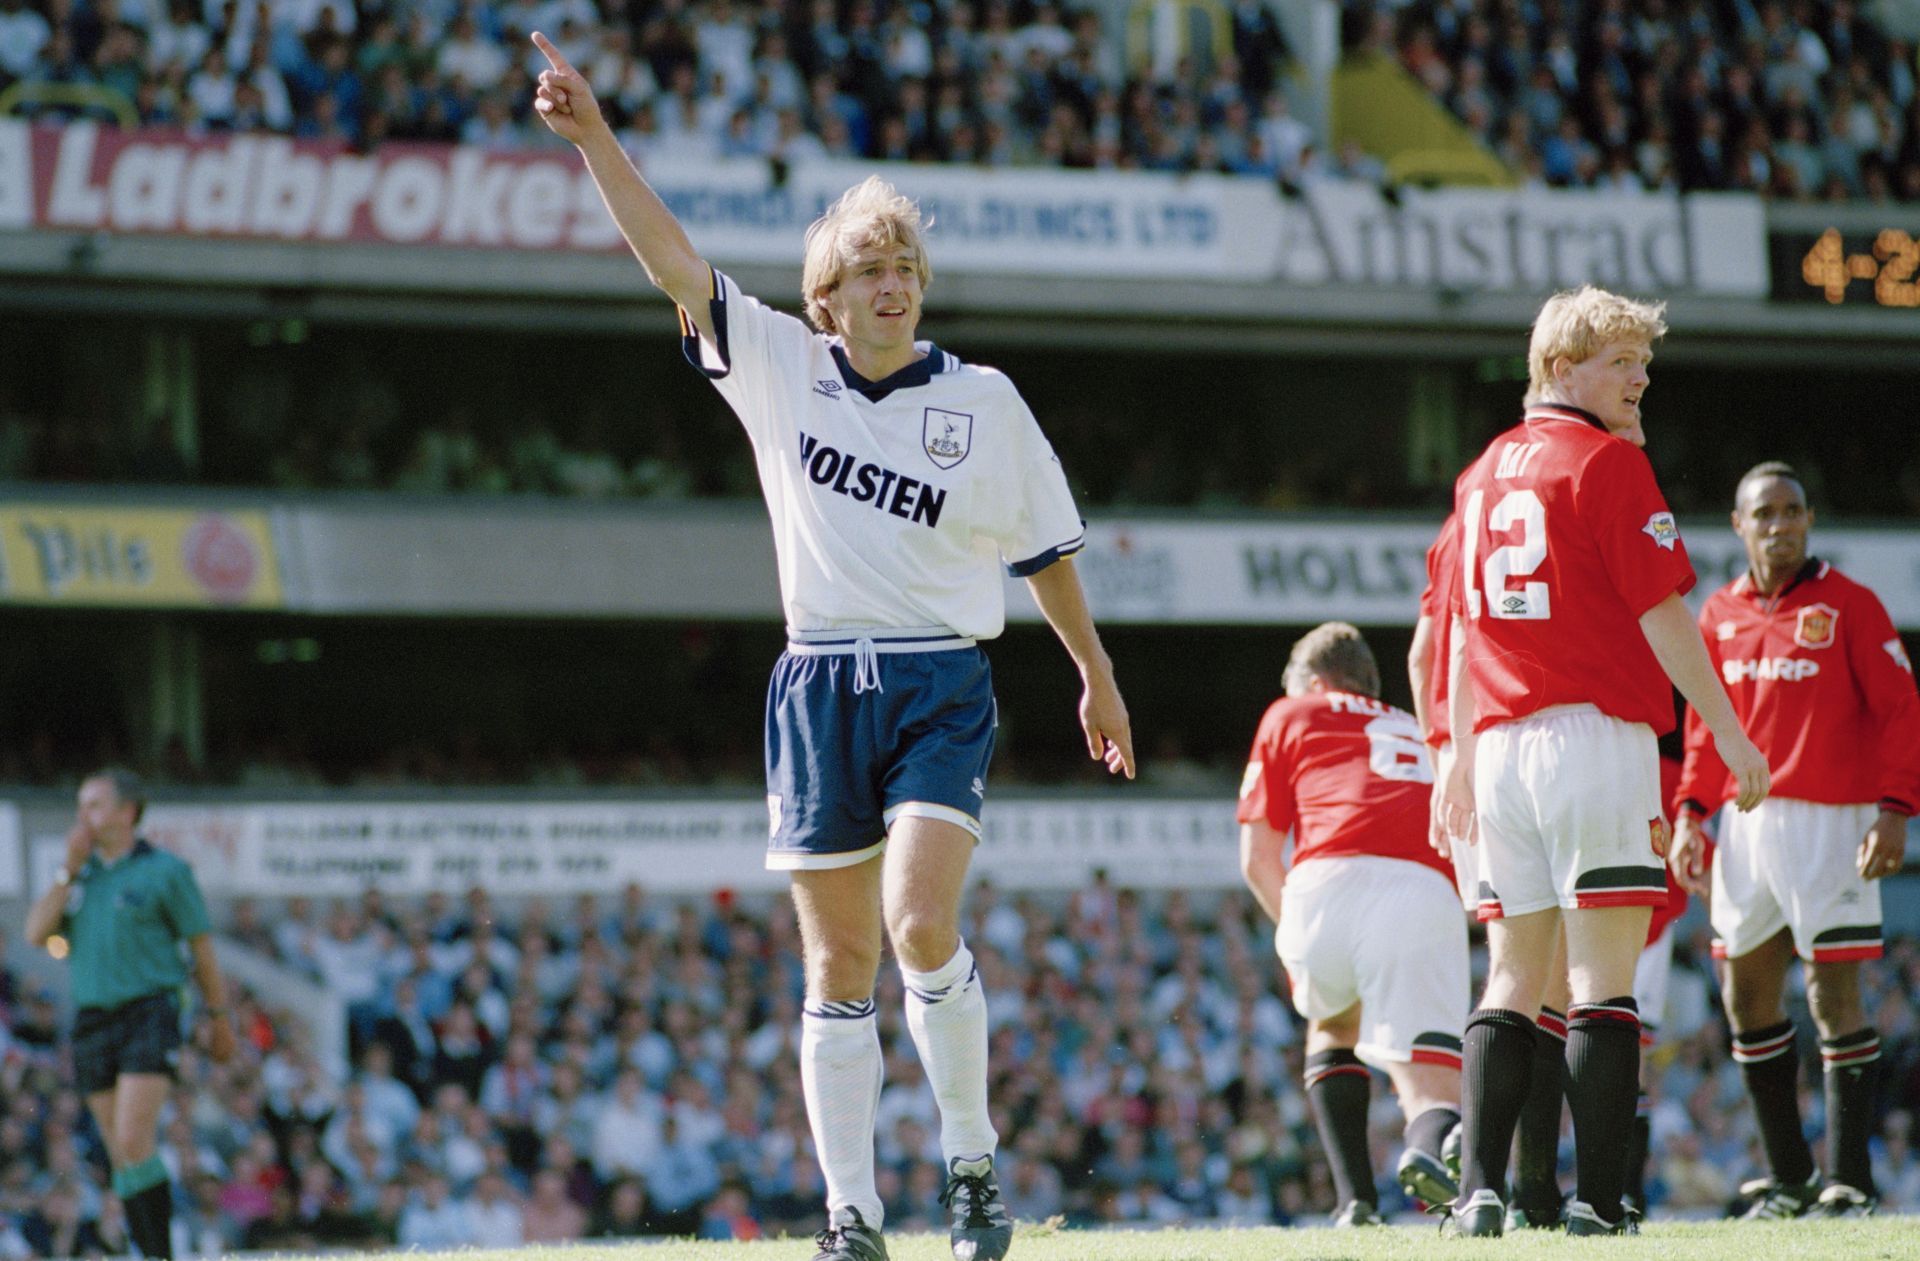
[1633,923,1674,1047]
[1710,797,1883,964]
[1472,704,1667,921]
[1276,855,1468,1071]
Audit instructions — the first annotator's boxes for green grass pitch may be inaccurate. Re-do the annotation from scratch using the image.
[374,1218,1909,1260]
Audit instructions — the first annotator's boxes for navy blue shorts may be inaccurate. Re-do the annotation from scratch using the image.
[765,631,997,869]
[72,991,183,1094]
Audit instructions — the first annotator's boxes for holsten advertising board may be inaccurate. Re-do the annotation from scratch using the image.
[0,121,1766,295]
[1040,520,1920,627]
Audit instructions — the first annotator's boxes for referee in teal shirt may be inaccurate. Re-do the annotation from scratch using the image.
[25,769,235,1259]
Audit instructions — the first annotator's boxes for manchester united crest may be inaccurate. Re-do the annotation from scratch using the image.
[1794,603,1839,650]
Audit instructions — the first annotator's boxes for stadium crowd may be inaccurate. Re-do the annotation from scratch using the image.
[0,0,1307,176]
[2,0,1920,200]
[4,879,1920,1253]
[1370,0,1920,200]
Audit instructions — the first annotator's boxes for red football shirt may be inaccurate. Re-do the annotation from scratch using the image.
[1451,405,1696,733]
[1675,560,1920,817]
[1237,691,1453,885]
[1419,512,1460,747]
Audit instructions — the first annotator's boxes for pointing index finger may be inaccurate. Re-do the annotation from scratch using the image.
[531,31,576,77]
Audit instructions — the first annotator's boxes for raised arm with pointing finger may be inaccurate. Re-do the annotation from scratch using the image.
[531,34,1132,1259]
[531,31,713,340]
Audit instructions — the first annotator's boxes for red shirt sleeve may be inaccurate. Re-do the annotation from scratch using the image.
[1577,440,1697,616]
[1844,588,1920,815]
[1675,603,1731,815]
[1420,515,1459,745]
[1236,704,1299,834]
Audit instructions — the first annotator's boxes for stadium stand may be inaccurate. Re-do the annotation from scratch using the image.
[1366,0,1920,198]
[5,0,1918,200]
[0,0,1298,175]
[5,885,1920,1251]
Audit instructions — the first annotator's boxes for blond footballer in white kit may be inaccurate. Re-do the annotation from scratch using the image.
[531,32,1136,1261]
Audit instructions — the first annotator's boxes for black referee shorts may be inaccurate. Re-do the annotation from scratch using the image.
[72,992,183,1095]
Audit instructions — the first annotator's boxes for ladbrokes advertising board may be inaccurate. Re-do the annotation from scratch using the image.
[0,120,1247,276]
[0,120,1766,294]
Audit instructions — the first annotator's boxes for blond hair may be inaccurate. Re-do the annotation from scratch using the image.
[1284,622,1381,699]
[1525,285,1667,404]
[801,176,932,334]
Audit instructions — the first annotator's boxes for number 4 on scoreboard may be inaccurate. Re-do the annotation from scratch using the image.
[1462,488,1552,621]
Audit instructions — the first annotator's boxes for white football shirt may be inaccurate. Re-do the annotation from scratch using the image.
[682,268,1085,640]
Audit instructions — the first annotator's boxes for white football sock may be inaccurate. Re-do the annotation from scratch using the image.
[902,939,998,1164]
[801,998,884,1228]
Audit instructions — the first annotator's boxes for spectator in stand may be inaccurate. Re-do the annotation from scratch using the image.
[2,0,1322,193]
[396,1170,470,1249]
[1373,0,1920,199]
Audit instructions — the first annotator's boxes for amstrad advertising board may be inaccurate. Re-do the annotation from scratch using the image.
[1275,182,1769,297]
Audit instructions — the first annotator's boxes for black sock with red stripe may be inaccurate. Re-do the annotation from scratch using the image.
[1459,1008,1536,1202]
[1733,1020,1814,1187]
[1306,1049,1376,1209]
[1566,997,1640,1224]
[1821,1028,1881,1194]
[1512,1009,1567,1213]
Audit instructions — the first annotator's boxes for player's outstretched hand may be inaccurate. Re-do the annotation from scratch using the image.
[1669,815,1711,897]
[1858,809,1908,881]
[531,31,607,146]
[1081,674,1134,779]
[1721,731,1771,811]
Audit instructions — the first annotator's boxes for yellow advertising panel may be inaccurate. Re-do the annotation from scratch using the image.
[0,505,282,608]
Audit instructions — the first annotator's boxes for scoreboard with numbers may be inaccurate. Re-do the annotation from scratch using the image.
[1770,226,1920,306]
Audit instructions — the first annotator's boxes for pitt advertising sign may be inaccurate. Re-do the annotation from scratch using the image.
[0,505,282,608]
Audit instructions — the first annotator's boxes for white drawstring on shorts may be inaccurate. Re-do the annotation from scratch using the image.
[851,636,884,694]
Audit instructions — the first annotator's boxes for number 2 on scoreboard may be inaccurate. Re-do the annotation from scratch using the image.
[1462,489,1551,621]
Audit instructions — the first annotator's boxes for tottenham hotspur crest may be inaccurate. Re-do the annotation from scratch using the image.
[923,408,973,470]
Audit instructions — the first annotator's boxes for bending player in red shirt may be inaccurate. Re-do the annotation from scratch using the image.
[1240,623,1467,1227]
[1434,286,1768,1237]
[1670,462,1920,1219]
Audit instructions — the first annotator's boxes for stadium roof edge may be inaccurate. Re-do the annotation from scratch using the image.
[1,229,1913,362]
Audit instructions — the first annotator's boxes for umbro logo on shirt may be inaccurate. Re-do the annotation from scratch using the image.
[813,380,842,399]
